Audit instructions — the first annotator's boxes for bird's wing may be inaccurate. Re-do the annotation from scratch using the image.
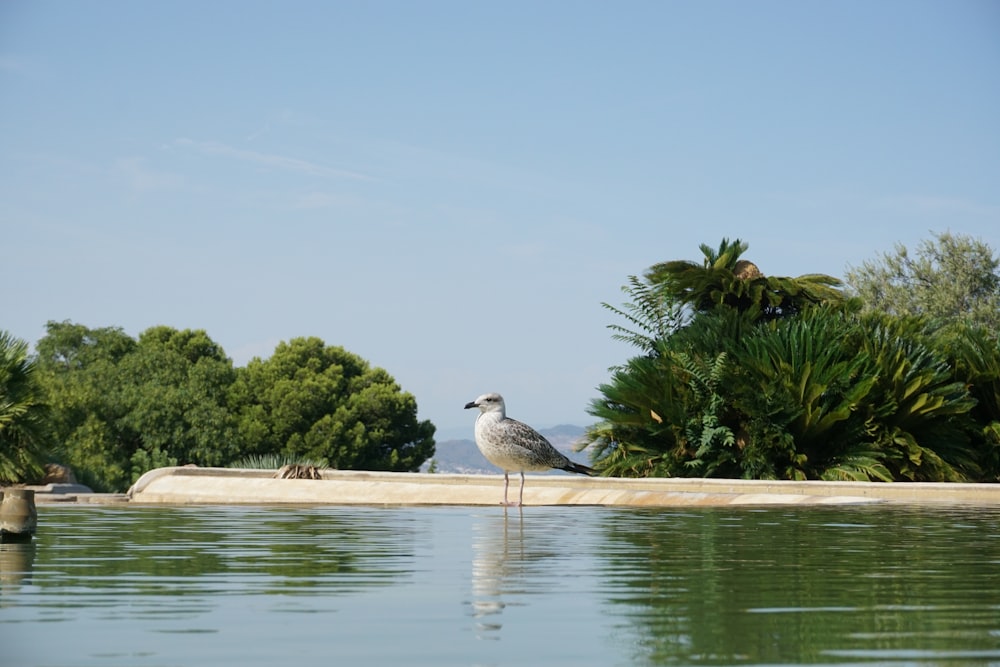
[504,418,566,465]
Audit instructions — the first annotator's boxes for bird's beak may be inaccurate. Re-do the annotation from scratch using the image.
[463,401,478,410]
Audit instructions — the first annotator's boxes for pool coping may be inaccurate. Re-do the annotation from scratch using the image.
[43,467,990,507]
[16,467,1000,507]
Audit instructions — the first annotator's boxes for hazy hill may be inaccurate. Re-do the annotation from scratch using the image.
[422,424,591,474]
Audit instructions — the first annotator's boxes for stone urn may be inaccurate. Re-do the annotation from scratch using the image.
[0,489,37,543]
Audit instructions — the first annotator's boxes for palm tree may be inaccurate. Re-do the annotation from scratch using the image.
[646,238,846,321]
[0,331,49,483]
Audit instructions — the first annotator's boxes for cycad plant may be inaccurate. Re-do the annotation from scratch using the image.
[730,310,888,481]
[589,281,748,477]
[858,316,978,481]
[0,331,49,483]
[586,239,983,481]
[588,347,688,477]
[944,324,1000,479]
[646,238,845,321]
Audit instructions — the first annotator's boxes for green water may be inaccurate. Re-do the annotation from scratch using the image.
[1,504,998,666]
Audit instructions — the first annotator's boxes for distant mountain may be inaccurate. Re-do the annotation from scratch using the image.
[422,424,592,474]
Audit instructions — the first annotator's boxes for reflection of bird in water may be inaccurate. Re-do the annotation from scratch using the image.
[470,509,524,639]
[469,509,574,642]
[464,393,595,506]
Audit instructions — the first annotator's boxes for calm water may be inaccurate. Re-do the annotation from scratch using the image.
[1,504,999,666]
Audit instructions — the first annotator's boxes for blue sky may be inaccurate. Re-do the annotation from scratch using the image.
[3,1,999,438]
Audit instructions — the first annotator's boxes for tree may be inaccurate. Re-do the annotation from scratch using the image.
[230,337,435,471]
[33,323,438,489]
[34,322,238,490]
[0,331,49,483]
[34,321,139,491]
[117,326,238,469]
[845,231,1000,329]
[34,320,137,370]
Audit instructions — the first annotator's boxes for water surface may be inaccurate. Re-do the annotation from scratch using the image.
[1,504,998,666]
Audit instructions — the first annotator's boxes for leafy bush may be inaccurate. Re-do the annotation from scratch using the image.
[586,239,992,482]
[0,331,49,483]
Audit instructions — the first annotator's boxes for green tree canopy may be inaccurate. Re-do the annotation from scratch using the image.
[35,321,139,491]
[34,324,438,490]
[34,322,237,490]
[35,320,137,369]
[116,326,239,472]
[845,230,1000,329]
[230,337,435,471]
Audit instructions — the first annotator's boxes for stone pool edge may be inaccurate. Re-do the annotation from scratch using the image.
[26,467,1000,507]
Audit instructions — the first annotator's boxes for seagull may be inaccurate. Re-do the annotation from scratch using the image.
[464,392,595,506]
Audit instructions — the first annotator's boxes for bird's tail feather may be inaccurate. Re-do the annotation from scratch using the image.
[561,461,596,476]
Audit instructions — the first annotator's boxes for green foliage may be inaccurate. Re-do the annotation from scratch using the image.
[34,320,137,369]
[729,311,885,481]
[34,322,139,489]
[846,230,1000,329]
[35,321,234,491]
[602,275,687,354]
[230,337,435,472]
[117,326,239,468]
[586,237,992,482]
[0,331,49,483]
[676,351,737,477]
[646,238,845,321]
[858,317,979,481]
[943,324,1000,479]
[33,323,436,491]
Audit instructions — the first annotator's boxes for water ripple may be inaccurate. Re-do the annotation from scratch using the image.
[0,503,998,666]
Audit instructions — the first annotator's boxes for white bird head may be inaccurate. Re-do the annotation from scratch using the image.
[464,392,506,416]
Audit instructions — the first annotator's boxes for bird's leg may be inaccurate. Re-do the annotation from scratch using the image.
[518,471,525,506]
[501,471,521,507]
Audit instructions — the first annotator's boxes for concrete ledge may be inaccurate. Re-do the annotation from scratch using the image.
[5,482,129,505]
[125,467,1000,507]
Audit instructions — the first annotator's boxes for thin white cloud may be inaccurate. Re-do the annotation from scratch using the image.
[113,157,184,193]
[245,121,270,142]
[875,194,1000,218]
[173,138,371,181]
[293,192,341,210]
